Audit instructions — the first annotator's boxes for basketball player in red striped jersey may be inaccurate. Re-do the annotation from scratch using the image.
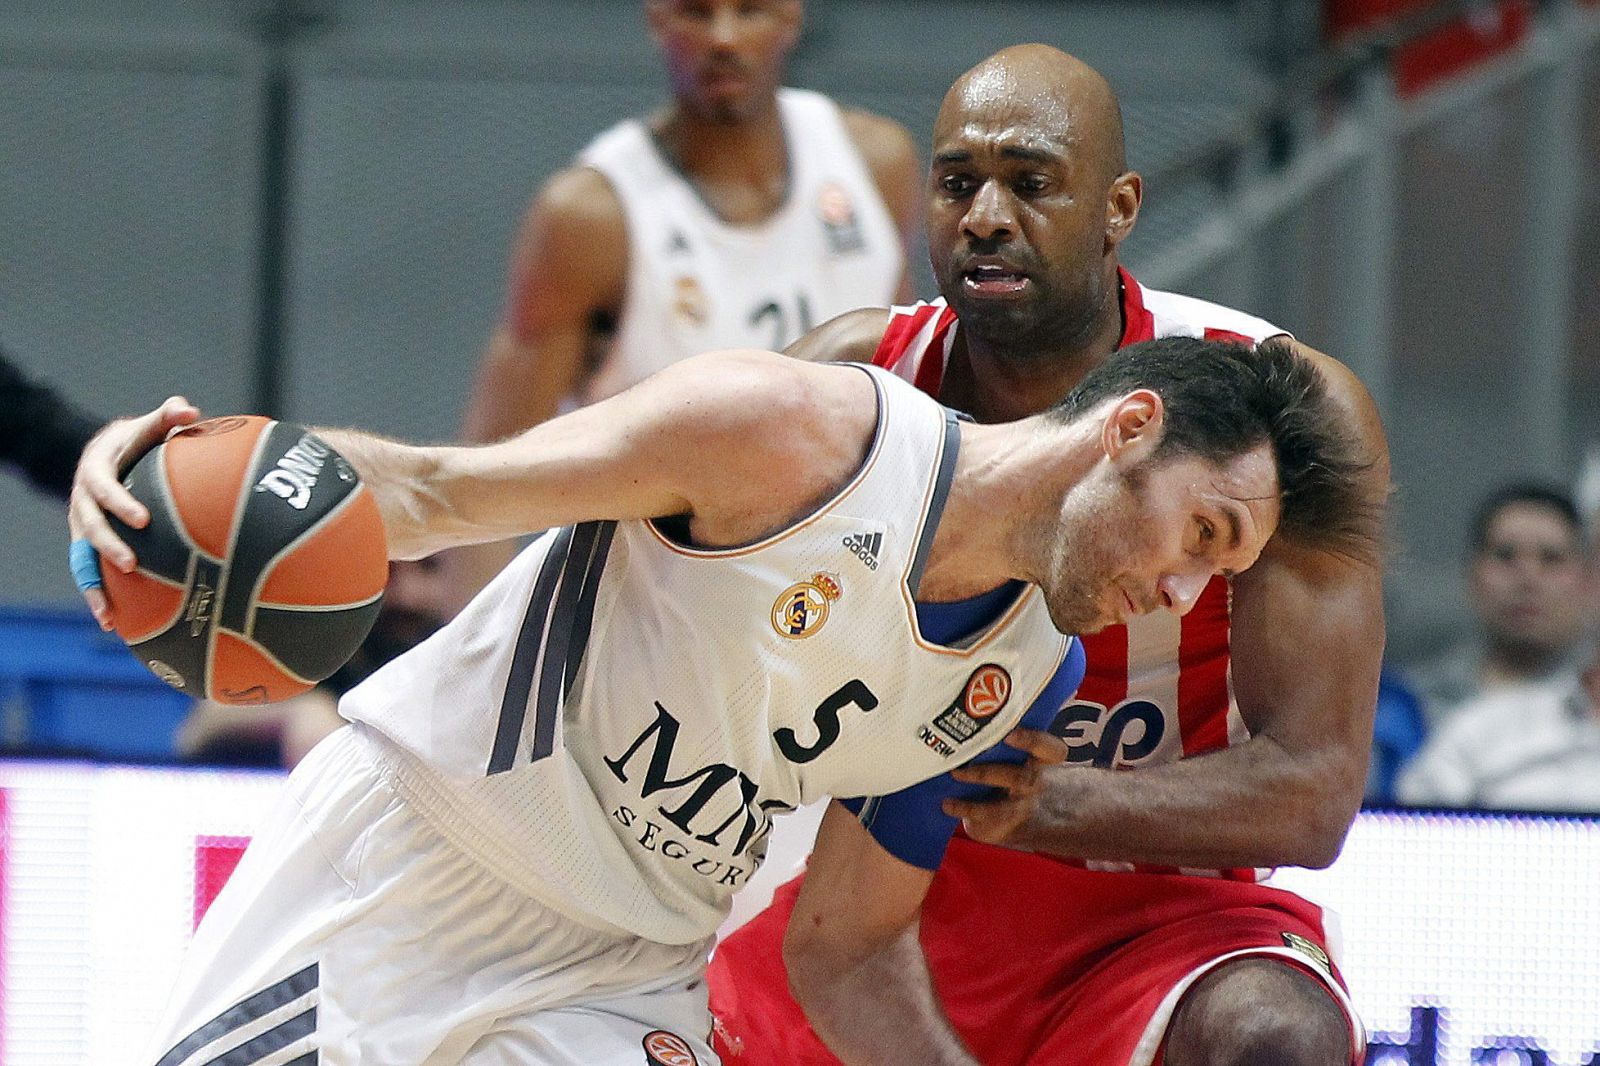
[707,44,1390,1066]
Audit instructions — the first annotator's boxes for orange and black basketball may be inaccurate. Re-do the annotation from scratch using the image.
[101,415,388,705]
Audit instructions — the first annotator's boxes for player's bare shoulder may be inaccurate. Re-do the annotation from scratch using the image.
[644,351,880,545]
[785,308,895,364]
[509,166,630,310]
[535,165,627,235]
[840,108,921,226]
[1284,339,1391,486]
[841,108,918,173]
[654,350,878,469]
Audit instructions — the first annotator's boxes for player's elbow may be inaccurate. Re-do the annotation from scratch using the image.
[783,910,886,1018]
[781,917,836,1006]
[1292,814,1352,869]
[1284,770,1362,869]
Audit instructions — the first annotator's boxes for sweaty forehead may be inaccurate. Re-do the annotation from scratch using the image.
[1216,443,1278,489]
[934,76,1078,157]
[1208,448,1281,536]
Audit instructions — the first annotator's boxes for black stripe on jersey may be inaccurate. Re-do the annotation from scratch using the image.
[154,962,318,1066]
[488,524,576,776]
[907,409,962,598]
[530,520,610,763]
[561,521,617,704]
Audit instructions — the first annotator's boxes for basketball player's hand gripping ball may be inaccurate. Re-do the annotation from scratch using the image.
[72,413,388,705]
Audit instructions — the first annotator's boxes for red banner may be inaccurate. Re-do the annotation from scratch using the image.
[1327,0,1532,96]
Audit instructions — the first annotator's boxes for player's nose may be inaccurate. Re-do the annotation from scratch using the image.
[709,6,740,46]
[961,180,1016,242]
[1157,569,1210,617]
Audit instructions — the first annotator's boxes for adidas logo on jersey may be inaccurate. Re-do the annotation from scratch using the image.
[842,531,881,571]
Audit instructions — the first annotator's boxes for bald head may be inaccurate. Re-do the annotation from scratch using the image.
[925,44,1142,366]
[937,44,1126,177]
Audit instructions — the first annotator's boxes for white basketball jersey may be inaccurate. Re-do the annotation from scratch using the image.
[341,365,1070,944]
[574,88,903,404]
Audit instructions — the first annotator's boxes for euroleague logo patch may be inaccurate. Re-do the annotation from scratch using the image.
[920,663,1012,756]
[817,180,865,255]
[963,664,1012,718]
[771,571,842,639]
[642,1029,699,1066]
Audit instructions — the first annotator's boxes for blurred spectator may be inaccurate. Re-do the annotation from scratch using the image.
[1,343,100,500]
[1397,643,1600,811]
[1365,671,1428,804]
[1401,484,1592,727]
[177,557,451,768]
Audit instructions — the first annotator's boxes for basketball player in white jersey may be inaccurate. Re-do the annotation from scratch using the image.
[452,0,918,603]
[72,335,1369,1064]
[708,46,1391,1066]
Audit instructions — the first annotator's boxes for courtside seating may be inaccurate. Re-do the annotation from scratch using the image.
[0,604,192,761]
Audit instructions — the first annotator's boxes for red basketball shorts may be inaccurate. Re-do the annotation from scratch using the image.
[709,836,1362,1065]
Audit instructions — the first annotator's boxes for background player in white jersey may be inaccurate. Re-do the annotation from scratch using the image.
[452,0,919,604]
[73,335,1368,1064]
[709,45,1391,1066]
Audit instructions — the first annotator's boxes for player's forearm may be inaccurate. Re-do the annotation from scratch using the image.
[786,924,979,1066]
[314,429,488,560]
[1018,736,1360,869]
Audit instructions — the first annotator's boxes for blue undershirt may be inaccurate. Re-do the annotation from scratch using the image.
[838,582,1086,870]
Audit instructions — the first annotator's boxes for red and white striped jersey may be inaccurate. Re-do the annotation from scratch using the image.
[871,268,1289,881]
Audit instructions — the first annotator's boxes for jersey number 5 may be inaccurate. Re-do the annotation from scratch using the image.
[773,679,879,764]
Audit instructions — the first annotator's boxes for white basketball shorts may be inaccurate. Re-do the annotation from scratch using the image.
[141,724,720,1065]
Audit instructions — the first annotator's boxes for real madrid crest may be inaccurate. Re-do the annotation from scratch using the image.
[673,275,708,326]
[772,572,842,639]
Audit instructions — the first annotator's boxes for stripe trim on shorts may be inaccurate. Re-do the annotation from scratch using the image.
[155,962,319,1066]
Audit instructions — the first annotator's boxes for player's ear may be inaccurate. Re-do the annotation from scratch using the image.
[778,0,805,50]
[1102,389,1164,467]
[1105,171,1142,252]
[644,0,669,47]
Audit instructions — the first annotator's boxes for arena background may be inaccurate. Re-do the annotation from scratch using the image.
[2,0,1599,1062]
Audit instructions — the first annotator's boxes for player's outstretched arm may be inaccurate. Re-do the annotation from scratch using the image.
[69,353,875,609]
[996,341,1391,869]
[783,803,978,1066]
[321,348,877,561]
